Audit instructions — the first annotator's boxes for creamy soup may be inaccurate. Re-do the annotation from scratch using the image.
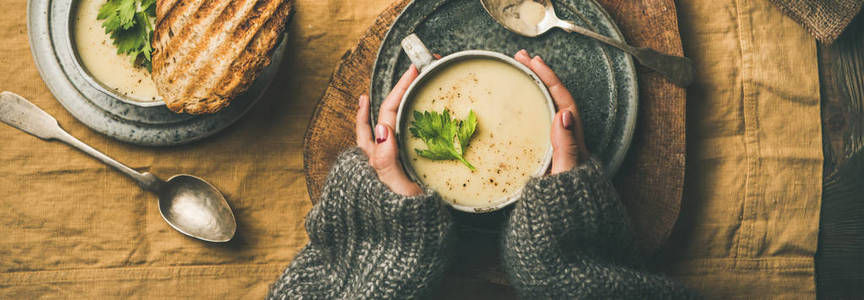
[518,1,547,28]
[500,0,547,33]
[402,58,552,208]
[74,0,159,102]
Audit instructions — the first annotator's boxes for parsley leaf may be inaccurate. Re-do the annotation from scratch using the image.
[97,1,121,32]
[409,109,478,170]
[117,0,137,29]
[456,110,477,153]
[97,0,156,72]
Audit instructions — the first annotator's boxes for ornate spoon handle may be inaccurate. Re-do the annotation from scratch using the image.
[0,91,162,190]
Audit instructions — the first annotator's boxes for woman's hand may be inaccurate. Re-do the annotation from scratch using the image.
[514,50,590,174]
[355,66,424,196]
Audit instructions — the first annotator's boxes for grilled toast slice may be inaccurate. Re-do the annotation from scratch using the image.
[152,0,293,114]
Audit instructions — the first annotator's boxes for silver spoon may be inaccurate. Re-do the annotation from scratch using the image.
[0,91,236,243]
[480,0,694,87]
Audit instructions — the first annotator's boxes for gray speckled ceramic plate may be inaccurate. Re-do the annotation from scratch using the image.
[27,0,287,146]
[370,0,637,175]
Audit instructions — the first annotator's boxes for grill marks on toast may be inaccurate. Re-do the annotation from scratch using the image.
[181,0,279,103]
[152,0,292,114]
[218,0,291,99]
[154,0,180,25]
[153,0,208,55]
[156,0,233,82]
[172,0,258,100]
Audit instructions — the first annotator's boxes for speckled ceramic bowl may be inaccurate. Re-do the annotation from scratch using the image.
[395,34,555,214]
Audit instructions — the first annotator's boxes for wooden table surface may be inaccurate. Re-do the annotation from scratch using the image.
[816,11,864,299]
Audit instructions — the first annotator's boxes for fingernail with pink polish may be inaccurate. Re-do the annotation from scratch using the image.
[375,125,388,144]
[562,111,573,130]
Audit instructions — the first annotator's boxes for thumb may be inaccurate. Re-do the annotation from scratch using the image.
[550,110,583,174]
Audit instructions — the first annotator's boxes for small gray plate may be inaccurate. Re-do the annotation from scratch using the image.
[370,0,637,175]
[27,0,287,146]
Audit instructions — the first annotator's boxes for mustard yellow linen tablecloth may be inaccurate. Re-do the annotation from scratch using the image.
[0,0,823,298]
[660,0,823,298]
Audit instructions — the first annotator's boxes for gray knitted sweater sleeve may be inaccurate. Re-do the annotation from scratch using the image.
[267,148,454,299]
[503,157,696,299]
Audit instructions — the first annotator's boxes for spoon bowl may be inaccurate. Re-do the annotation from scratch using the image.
[158,175,237,243]
[480,0,556,37]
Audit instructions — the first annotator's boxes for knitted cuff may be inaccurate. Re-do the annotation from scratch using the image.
[523,157,608,199]
[288,148,453,299]
[307,147,449,246]
[515,157,635,258]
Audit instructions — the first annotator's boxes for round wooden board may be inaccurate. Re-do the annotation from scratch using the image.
[303,0,686,295]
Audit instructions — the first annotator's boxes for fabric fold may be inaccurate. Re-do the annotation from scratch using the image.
[660,0,823,297]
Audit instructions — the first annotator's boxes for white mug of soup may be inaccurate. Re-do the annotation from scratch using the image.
[395,33,555,213]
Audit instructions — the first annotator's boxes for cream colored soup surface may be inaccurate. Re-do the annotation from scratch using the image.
[402,58,551,208]
[74,0,159,102]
